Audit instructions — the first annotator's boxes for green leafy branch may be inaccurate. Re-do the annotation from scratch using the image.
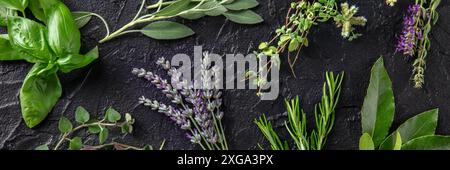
[98,0,263,43]
[255,71,344,150]
[36,106,164,150]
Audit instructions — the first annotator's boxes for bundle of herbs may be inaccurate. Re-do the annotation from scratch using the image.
[359,57,450,150]
[252,0,365,95]
[255,71,344,150]
[132,53,227,150]
[98,0,263,43]
[0,0,99,128]
[395,0,441,88]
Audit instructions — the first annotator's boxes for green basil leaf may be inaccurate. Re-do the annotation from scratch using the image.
[402,135,450,150]
[0,0,28,11]
[35,144,49,150]
[223,0,259,10]
[58,117,73,133]
[360,57,395,147]
[7,16,53,62]
[359,133,374,150]
[47,2,81,55]
[99,127,109,144]
[223,10,263,24]
[37,0,60,18]
[0,35,28,60]
[141,21,194,40]
[155,0,193,17]
[106,107,121,123]
[72,11,92,28]
[21,63,62,128]
[0,7,10,26]
[69,137,83,150]
[57,46,98,73]
[29,0,45,22]
[75,106,90,124]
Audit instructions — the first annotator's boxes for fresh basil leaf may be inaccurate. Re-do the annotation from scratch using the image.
[21,63,62,128]
[106,107,121,123]
[7,16,53,62]
[0,0,28,11]
[155,0,193,17]
[0,35,27,60]
[69,137,82,150]
[360,57,395,147]
[0,7,9,26]
[223,0,259,10]
[37,0,60,18]
[402,135,450,150]
[35,144,49,150]
[75,106,90,124]
[359,133,374,150]
[99,127,109,144]
[72,11,92,28]
[57,46,98,73]
[58,117,73,133]
[223,10,263,24]
[29,0,45,22]
[141,21,194,40]
[47,2,81,55]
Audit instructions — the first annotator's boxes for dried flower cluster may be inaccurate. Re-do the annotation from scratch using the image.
[132,53,228,150]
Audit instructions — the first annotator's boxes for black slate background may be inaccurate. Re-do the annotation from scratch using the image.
[1,0,450,150]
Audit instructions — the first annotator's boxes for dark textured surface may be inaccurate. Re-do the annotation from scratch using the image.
[1,0,450,150]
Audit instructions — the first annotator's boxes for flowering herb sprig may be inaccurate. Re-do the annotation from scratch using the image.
[132,53,228,150]
[35,106,163,150]
[396,0,441,88]
[386,0,397,6]
[252,0,365,95]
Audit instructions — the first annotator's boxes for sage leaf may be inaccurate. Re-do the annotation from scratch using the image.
[57,46,98,73]
[402,135,450,150]
[223,0,259,10]
[155,0,193,17]
[223,10,263,24]
[360,57,395,147]
[106,107,121,123]
[359,133,375,150]
[69,137,83,150]
[75,106,90,124]
[58,117,73,133]
[47,2,81,55]
[35,144,49,150]
[180,12,205,20]
[7,16,53,62]
[99,127,109,144]
[21,63,62,128]
[72,11,92,28]
[0,0,28,11]
[141,21,194,40]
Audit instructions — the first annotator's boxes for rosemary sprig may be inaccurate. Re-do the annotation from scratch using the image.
[255,71,344,150]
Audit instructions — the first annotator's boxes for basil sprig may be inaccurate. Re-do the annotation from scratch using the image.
[0,0,98,128]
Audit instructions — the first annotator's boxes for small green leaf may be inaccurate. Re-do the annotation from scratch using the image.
[180,11,205,20]
[223,10,263,24]
[359,133,375,150]
[141,21,195,40]
[204,5,227,16]
[35,144,49,150]
[0,0,29,11]
[120,123,133,134]
[402,135,450,150]
[106,107,121,123]
[288,39,300,52]
[0,35,27,61]
[28,0,45,22]
[224,0,259,10]
[72,11,92,28]
[143,144,153,150]
[360,57,395,148]
[75,106,90,124]
[57,46,99,73]
[155,0,193,17]
[88,124,101,134]
[99,128,109,144]
[47,2,81,55]
[69,137,83,150]
[58,117,73,133]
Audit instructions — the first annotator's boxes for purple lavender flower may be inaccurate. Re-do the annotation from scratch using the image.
[396,4,422,56]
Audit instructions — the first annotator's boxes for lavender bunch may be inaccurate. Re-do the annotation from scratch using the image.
[132,53,228,150]
[396,0,441,88]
